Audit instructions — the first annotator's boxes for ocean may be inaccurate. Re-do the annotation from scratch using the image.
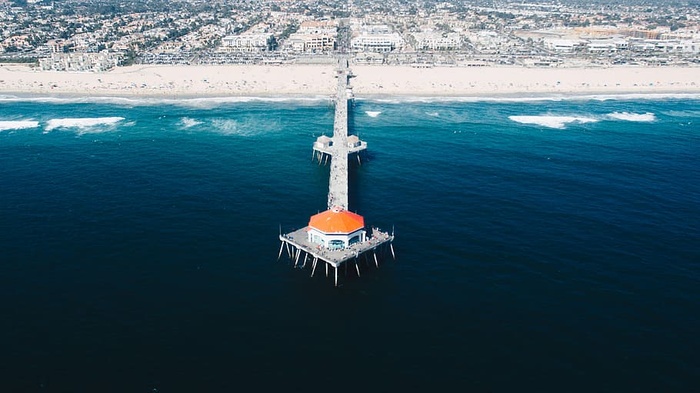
[0,94,698,392]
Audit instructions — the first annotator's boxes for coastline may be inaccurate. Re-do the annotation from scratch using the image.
[1,63,699,99]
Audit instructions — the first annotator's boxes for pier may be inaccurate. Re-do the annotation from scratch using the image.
[279,58,394,286]
[312,57,367,210]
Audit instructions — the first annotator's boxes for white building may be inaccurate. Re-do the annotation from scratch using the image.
[351,25,404,53]
[586,37,628,52]
[411,32,462,51]
[543,38,584,53]
[221,33,272,52]
[307,208,366,250]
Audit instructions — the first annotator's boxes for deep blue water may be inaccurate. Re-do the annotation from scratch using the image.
[1,95,698,392]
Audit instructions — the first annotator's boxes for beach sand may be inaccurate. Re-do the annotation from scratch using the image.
[0,64,337,97]
[351,65,700,96]
[1,63,698,97]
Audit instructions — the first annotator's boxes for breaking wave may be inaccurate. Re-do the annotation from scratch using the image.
[0,120,40,131]
[509,115,598,129]
[0,95,331,108]
[44,117,125,133]
[606,112,656,122]
[180,117,203,128]
[365,111,381,117]
[357,93,700,104]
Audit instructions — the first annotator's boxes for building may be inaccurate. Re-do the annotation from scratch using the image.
[221,33,272,52]
[283,19,337,53]
[543,38,585,53]
[314,135,333,150]
[38,52,119,72]
[351,25,404,53]
[586,37,628,52]
[307,207,366,250]
[351,33,404,53]
[411,32,462,51]
[284,32,335,53]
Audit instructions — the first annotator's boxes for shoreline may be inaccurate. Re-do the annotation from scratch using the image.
[2,91,700,104]
[1,64,699,99]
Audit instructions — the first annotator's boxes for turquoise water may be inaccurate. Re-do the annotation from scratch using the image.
[1,94,698,392]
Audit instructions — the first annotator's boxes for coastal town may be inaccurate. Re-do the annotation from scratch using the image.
[1,0,699,72]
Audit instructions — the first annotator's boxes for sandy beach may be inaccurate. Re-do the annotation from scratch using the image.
[1,63,699,97]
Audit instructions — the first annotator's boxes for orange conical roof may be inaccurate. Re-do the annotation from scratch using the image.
[308,207,365,234]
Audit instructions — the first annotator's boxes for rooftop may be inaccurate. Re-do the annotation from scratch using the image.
[309,208,365,234]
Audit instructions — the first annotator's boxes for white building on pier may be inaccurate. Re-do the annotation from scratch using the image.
[307,208,366,250]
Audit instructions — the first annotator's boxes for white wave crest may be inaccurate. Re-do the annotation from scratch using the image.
[606,112,656,122]
[356,93,700,104]
[0,95,330,108]
[509,115,598,129]
[0,120,40,131]
[45,117,125,132]
[180,117,203,128]
[365,111,381,117]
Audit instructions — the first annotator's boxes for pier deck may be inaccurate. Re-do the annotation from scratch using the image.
[327,60,351,210]
[279,57,394,286]
[280,228,393,268]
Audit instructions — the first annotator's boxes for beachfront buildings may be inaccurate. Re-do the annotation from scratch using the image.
[2,0,700,69]
[351,25,404,53]
[221,33,273,52]
[284,20,337,53]
[38,52,119,72]
[410,31,463,51]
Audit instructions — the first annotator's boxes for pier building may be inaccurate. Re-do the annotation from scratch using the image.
[279,58,394,286]
[307,207,366,250]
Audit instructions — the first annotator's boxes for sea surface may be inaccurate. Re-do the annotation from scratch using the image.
[1,94,698,392]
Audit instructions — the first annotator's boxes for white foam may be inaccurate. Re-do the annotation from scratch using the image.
[365,111,381,118]
[356,93,700,104]
[210,119,242,136]
[45,117,125,132]
[606,112,656,122]
[0,95,331,108]
[180,117,203,128]
[426,112,440,117]
[509,115,598,129]
[0,120,40,131]
[662,110,700,118]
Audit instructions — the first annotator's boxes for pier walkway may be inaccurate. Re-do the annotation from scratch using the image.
[279,57,394,286]
[328,58,350,209]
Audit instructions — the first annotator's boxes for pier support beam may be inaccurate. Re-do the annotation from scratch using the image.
[311,257,319,277]
[294,249,301,267]
[277,241,284,260]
